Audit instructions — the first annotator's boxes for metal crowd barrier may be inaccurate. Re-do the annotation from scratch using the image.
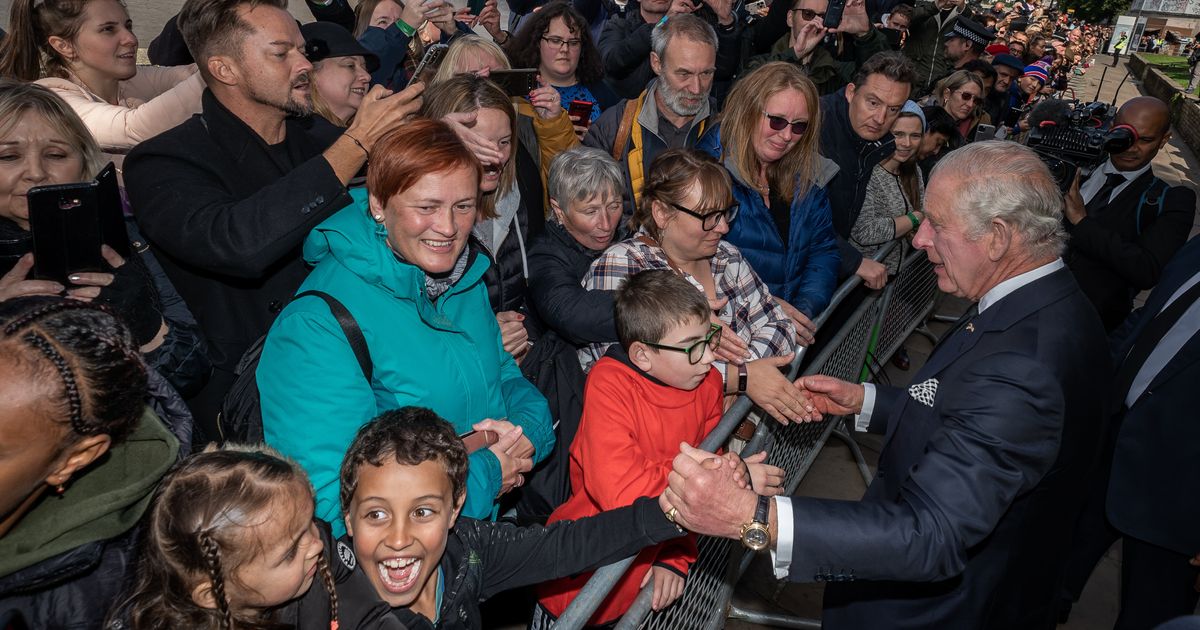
[553,241,940,629]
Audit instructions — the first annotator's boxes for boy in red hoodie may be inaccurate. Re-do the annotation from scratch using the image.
[536,269,783,625]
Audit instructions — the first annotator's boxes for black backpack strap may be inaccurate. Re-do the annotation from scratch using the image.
[294,290,373,382]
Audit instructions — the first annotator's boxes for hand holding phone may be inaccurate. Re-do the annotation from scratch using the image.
[568,99,595,128]
[489,69,539,97]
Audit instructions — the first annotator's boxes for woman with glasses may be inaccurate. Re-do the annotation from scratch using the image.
[697,62,839,348]
[927,70,989,141]
[580,149,815,425]
[504,1,618,139]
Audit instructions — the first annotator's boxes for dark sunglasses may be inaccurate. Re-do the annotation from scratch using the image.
[791,7,826,20]
[953,90,983,105]
[642,323,723,364]
[668,201,740,231]
[763,111,809,136]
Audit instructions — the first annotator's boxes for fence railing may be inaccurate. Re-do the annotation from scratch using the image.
[553,241,939,629]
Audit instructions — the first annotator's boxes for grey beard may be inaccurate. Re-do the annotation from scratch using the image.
[659,82,705,117]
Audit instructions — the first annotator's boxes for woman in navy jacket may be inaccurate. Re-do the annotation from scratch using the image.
[697,62,840,342]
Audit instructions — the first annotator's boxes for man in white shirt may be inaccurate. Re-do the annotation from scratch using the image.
[661,141,1112,629]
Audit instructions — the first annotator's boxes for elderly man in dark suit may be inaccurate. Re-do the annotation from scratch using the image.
[1063,96,1197,331]
[124,0,420,440]
[661,141,1111,629]
[1060,235,1200,630]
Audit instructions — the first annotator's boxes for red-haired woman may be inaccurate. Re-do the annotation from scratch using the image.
[256,119,554,536]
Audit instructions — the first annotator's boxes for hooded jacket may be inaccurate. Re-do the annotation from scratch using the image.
[0,409,179,629]
[697,124,841,318]
[258,192,554,533]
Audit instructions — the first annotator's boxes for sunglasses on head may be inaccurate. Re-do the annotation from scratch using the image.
[763,111,809,136]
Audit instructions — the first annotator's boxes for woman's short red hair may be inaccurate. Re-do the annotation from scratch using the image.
[366,118,482,204]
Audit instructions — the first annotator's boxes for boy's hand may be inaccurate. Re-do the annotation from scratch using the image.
[641,565,686,611]
[743,451,786,496]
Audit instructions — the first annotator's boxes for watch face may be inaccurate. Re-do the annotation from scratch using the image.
[743,526,769,550]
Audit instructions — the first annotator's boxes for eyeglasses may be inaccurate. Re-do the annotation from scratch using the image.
[791,8,825,21]
[668,201,739,231]
[642,323,722,364]
[541,35,582,50]
[953,90,983,105]
[762,111,809,136]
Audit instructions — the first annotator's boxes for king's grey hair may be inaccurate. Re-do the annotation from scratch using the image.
[930,141,1066,260]
[547,146,625,213]
[650,13,717,60]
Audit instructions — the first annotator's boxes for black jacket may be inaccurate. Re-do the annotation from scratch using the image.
[387,496,684,629]
[526,220,619,346]
[480,144,546,317]
[124,90,351,432]
[1065,167,1197,331]
[818,88,896,279]
[597,0,742,100]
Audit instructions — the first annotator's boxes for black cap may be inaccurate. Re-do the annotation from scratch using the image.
[992,53,1025,72]
[300,21,380,73]
[945,17,995,46]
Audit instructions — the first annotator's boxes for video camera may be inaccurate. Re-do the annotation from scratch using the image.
[1024,100,1137,192]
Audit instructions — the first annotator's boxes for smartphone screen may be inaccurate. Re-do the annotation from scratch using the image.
[468,0,487,14]
[94,162,131,259]
[406,43,449,89]
[28,182,105,284]
[489,69,539,98]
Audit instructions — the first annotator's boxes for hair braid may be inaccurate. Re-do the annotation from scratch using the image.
[22,331,86,434]
[3,299,97,335]
[317,553,339,629]
[198,531,234,630]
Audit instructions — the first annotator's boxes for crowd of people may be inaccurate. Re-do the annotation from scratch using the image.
[0,0,1197,627]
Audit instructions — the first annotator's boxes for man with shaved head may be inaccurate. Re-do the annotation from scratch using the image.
[1062,96,1197,330]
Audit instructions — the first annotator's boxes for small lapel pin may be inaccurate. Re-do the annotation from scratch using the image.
[966,323,975,333]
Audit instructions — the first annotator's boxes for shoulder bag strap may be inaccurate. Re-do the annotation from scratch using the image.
[294,290,374,382]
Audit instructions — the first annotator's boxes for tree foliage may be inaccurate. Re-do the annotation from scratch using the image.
[1058,0,1133,22]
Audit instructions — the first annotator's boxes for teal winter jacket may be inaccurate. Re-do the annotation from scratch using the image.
[258,189,554,534]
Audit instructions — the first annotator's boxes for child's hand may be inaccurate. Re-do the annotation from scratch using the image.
[641,565,685,611]
[743,451,786,496]
[724,452,751,489]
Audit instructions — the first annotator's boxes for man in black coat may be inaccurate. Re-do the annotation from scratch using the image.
[1059,235,1200,629]
[125,0,420,440]
[662,141,1111,629]
[818,51,914,288]
[1063,96,1198,331]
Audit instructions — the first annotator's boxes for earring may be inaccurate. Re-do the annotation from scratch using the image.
[372,214,384,222]
[55,484,65,495]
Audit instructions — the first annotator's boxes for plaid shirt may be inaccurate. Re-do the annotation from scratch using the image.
[578,232,798,373]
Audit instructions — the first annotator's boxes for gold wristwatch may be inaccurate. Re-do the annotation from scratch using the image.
[739,494,771,551]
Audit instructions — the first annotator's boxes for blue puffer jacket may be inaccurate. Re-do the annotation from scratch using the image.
[258,189,554,533]
[697,125,841,318]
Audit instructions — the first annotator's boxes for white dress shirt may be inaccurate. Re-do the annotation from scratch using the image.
[1079,159,1152,207]
[773,259,1066,578]
[1124,269,1200,407]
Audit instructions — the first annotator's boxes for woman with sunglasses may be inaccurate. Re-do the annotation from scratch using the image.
[929,70,989,142]
[580,149,816,425]
[697,62,839,349]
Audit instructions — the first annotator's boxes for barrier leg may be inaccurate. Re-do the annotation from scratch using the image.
[830,418,873,486]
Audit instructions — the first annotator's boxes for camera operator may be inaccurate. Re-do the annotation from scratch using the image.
[1063,96,1197,331]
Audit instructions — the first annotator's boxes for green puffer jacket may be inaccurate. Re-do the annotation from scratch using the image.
[259,189,554,534]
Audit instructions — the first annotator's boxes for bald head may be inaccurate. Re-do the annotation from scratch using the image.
[1111,96,1171,172]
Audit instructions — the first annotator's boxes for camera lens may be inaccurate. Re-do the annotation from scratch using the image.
[1103,127,1135,154]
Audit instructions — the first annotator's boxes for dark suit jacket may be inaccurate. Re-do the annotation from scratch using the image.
[1106,236,1200,556]
[125,90,351,426]
[787,267,1111,629]
[1066,167,1197,331]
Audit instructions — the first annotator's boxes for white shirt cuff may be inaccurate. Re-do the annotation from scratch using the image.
[854,383,876,432]
[770,496,794,579]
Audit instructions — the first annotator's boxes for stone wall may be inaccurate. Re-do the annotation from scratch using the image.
[1128,54,1200,158]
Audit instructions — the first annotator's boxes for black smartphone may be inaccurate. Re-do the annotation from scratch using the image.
[28,162,127,284]
[468,0,487,15]
[406,43,449,89]
[489,69,539,97]
[823,0,846,30]
[568,99,595,128]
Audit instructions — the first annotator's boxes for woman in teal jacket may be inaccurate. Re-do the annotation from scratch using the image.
[257,120,553,534]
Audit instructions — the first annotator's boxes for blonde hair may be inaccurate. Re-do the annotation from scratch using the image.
[0,80,104,178]
[716,62,821,203]
[420,75,517,221]
[310,59,349,128]
[430,35,511,85]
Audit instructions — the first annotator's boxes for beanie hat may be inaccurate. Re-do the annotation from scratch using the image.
[1023,61,1050,84]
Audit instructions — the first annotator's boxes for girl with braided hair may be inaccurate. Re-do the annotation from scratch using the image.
[0,295,179,628]
[116,446,404,630]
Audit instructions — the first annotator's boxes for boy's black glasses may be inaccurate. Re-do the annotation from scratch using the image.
[668,202,740,231]
[762,111,809,136]
[641,323,723,364]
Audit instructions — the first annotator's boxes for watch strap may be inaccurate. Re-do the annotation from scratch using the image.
[737,363,748,394]
[754,494,770,524]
